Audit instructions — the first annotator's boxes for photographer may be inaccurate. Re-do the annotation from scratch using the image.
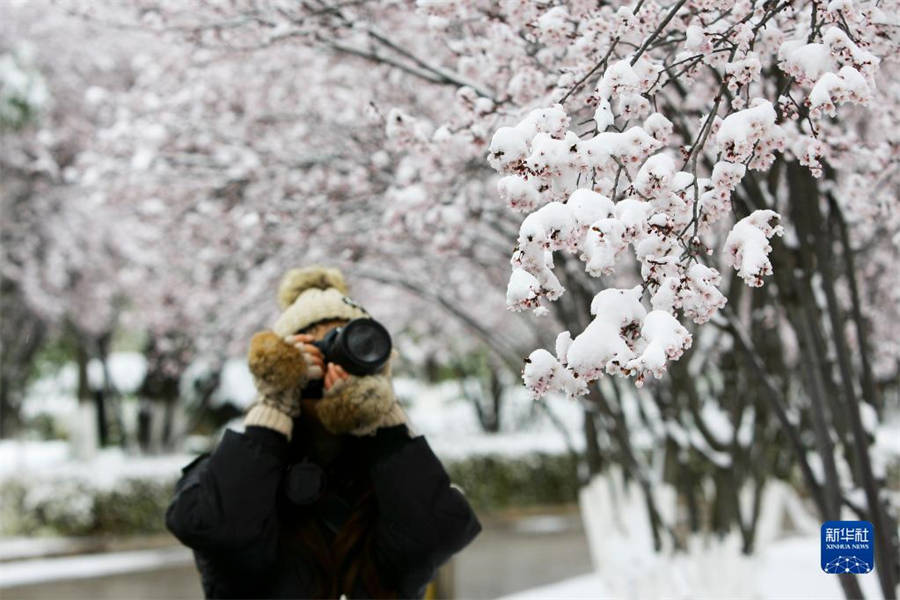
[165,265,482,599]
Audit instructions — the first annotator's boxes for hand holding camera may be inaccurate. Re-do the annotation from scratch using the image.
[289,334,326,381]
[287,334,351,392]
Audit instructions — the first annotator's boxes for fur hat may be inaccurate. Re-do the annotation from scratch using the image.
[272,265,371,338]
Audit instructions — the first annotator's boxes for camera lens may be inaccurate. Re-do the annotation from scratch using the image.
[346,320,390,363]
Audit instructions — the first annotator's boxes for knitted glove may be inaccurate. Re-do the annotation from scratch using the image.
[314,366,414,437]
[243,330,309,440]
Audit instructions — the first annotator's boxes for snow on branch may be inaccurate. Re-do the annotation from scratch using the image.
[724,210,785,287]
[475,0,893,397]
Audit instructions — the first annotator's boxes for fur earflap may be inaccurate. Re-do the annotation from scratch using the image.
[312,356,397,436]
[277,265,349,311]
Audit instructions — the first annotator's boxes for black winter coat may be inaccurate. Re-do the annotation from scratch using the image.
[165,422,482,599]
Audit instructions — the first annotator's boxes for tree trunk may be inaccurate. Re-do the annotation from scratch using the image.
[801,168,900,598]
[582,406,604,478]
[0,279,47,439]
[96,330,127,448]
[138,335,187,454]
[71,329,99,460]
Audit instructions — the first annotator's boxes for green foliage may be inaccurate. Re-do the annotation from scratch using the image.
[21,412,69,440]
[111,325,147,353]
[0,50,49,131]
[0,476,175,537]
[0,478,97,536]
[94,479,174,535]
[435,345,493,383]
[1,97,35,129]
[445,452,581,512]
[26,334,78,386]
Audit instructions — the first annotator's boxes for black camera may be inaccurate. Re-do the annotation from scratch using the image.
[302,318,393,397]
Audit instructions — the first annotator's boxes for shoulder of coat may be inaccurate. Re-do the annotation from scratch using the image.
[449,482,467,496]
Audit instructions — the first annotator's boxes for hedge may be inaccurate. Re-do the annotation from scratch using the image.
[0,451,580,537]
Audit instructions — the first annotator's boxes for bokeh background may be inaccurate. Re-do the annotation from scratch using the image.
[1,0,898,598]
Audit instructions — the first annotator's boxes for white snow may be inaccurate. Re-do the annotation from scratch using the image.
[715,100,778,162]
[624,310,692,383]
[643,112,673,142]
[506,267,542,311]
[593,98,613,130]
[0,536,88,562]
[22,352,147,420]
[0,439,69,478]
[0,546,193,588]
[512,514,577,535]
[634,153,676,199]
[809,66,871,116]
[594,59,640,100]
[0,438,194,489]
[489,126,530,170]
[399,376,586,460]
[567,189,614,227]
[499,571,609,599]
[498,175,540,213]
[566,311,637,381]
[779,40,831,78]
[212,358,257,409]
[504,471,886,600]
[724,209,784,287]
[581,216,628,276]
[497,534,884,599]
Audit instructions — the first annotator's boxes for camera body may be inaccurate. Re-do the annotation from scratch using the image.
[302,318,392,398]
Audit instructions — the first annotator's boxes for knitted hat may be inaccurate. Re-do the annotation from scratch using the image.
[271,265,371,338]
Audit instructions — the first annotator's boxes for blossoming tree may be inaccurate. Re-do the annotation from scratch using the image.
[478,1,898,595]
[24,0,900,594]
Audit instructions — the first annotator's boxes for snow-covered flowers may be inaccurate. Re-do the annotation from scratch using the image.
[723,210,785,287]
[489,94,789,392]
[715,100,785,169]
[808,66,872,118]
[522,347,586,399]
[520,286,695,395]
[778,26,878,121]
[625,310,693,386]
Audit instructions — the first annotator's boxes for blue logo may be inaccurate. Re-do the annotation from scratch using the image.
[821,521,874,574]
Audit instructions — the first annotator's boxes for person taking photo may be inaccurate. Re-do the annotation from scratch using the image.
[165,265,482,599]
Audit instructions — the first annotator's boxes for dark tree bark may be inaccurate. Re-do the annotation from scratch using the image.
[138,334,187,454]
[0,279,46,438]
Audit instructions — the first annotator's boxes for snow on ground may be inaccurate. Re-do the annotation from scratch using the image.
[0,536,87,562]
[497,535,884,600]
[499,571,609,599]
[0,546,193,588]
[0,439,68,479]
[0,438,194,489]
